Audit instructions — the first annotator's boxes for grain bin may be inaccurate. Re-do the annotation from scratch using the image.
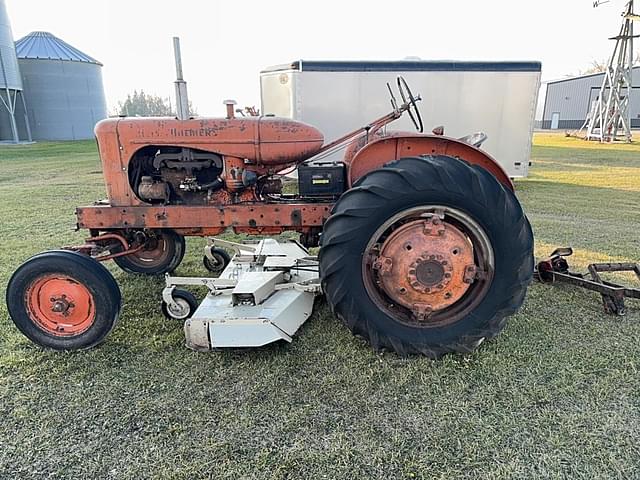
[15,31,107,140]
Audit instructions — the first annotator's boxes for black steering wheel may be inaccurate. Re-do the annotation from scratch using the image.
[397,77,423,133]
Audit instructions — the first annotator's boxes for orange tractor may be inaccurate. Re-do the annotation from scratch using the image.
[6,77,533,356]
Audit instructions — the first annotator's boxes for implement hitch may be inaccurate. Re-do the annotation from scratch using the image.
[535,247,640,315]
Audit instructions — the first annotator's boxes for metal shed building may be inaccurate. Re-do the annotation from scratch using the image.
[537,67,640,130]
[14,31,107,141]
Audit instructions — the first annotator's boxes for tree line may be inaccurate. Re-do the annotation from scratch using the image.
[117,90,197,117]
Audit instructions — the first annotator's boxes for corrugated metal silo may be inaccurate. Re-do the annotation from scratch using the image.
[15,31,107,140]
[0,0,30,143]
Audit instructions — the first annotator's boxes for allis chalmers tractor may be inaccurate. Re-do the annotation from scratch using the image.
[6,77,533,357]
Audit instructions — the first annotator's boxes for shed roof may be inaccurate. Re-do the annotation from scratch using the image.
[15,31,102,66]
[545,65,640,85]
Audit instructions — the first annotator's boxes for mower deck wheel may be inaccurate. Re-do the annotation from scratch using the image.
[203,248,232,274]
[162,289,198,320]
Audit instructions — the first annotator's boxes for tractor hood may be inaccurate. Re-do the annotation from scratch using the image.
[95,116,325,165]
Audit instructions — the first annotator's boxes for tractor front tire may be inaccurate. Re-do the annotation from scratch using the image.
[6,250,122,350]
[319,156,533,357]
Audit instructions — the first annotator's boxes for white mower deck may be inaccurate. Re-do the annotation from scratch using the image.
[162,239,321,350]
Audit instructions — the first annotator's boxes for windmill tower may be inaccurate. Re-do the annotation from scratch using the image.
[583,0,638,142]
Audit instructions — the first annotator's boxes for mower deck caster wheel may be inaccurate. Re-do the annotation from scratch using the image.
[162,289,198,320]
[203,248,231,274]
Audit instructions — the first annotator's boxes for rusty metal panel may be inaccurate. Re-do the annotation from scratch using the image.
[111,116,323,166]
[76,204,333,232]
[347,134,513,190]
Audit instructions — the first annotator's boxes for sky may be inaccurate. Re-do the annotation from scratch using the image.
[4,0,632,116]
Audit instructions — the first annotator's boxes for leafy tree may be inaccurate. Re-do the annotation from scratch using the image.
[117,90,197,117]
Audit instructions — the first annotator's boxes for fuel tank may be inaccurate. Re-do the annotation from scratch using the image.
[96,116,325,165]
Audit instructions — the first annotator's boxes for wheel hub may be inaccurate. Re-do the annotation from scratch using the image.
[409,255,452,292]
[167,298,191,319]
[371,216,477,321]
[128,233,169,264]
[50,295,74,316]
[26,275,95,336]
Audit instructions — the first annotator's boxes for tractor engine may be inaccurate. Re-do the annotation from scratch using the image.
[128,146,276,205]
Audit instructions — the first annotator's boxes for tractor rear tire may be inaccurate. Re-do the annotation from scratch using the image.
[319,156,533,357]
[114,229,185,275]
[6,250,122,350]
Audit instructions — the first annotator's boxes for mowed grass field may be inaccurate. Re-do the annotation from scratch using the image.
[0,134,639,479]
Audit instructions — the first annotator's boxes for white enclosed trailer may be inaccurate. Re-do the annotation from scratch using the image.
[260,60,541,178]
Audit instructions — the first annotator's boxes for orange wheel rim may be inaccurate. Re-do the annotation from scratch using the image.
[363,206,495,328]
[128,236,171,266]
[375,217,475,314]
[25,274,96,336]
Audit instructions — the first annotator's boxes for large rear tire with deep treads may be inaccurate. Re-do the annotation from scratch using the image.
[319,155,533,357]
[6,250,122,350]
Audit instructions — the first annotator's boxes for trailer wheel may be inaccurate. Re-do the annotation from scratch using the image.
[6,250,121,350]
[114,229,185,275]
[162,289,198,320]
[203,248,231,274]
[319,156,533,357]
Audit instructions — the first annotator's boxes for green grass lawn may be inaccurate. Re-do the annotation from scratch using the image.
[0,135,639,479]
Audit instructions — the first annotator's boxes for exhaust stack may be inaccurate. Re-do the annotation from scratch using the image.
[173,37,189,120]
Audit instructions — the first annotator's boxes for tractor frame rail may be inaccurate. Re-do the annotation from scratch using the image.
[535,247,640,315]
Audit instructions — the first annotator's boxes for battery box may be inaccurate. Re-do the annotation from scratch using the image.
[298,163,346,198]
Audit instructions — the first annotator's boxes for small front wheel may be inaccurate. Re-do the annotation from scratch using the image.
[162,289,198,320]
[6,250,122,350]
